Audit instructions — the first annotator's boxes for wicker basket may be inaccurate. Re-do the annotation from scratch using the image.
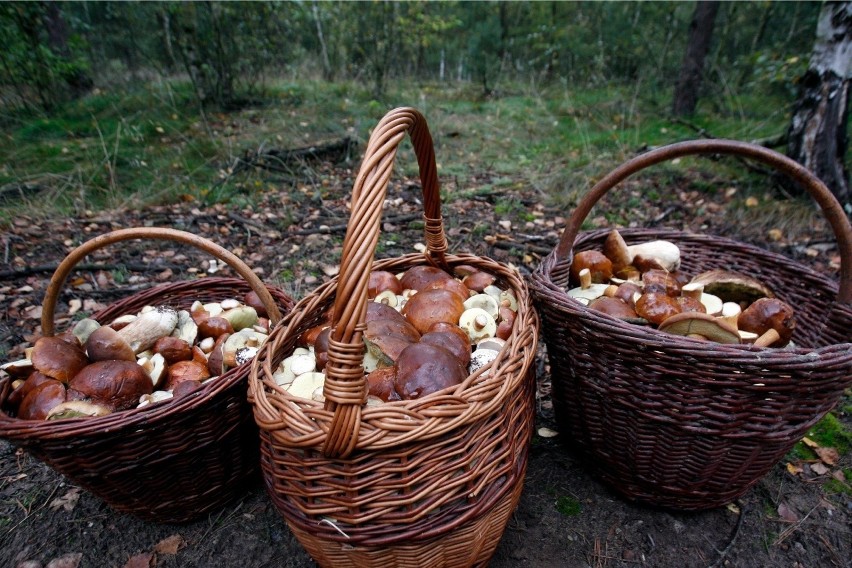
[0,228,295,523]
[530,139,852,511]
[249,107,538,567]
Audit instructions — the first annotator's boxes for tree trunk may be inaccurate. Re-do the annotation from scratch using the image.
[312,1,333,81]
[784,1,851,211]
[42,2,92,97]
[672,1,721,116]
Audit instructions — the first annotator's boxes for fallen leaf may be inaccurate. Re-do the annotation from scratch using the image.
[810,462,829,475]
[321,265,339,277]
[777,502,798,523]
[801,436,819,448]
[831,469,846,482]
[67,298,82,316]
[154,534,186,555]
[50,487,82,512]
[767,228,783,241]
[45,553,83,568]
[786,462,803,476]
[123,552,155,568]
[726,502,741,514]
[23,305,43,320]
[815,447,839,466]
[537,427,558,438]
[157,269,174,281]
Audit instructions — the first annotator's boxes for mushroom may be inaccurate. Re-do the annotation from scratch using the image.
[495,306,516,340]
[0,358,35,380]
[423,277,471,303]
[222,329,268,367]
[243,290,270,318]
[634,293,682,325]
[221,306,259,331]
[462,271,497,293]
[31,336,89,383]
[364,318,420,370]
[67,360,153,412]
[402,289,466,335]
[286,371,326,401]
[588,296,642,321]
[400,266,454,292]
[658,312,741,344]
[197,316,234,340]
[139,353,169,389]
[368,270,404,298]
[469,349,499,375]
[71,318,102,345]
[394,343,467,400]
[171,310,198,345]
[569,250,613,285]
[164,360,211,390]
[476,337,506,352]
[688,270,774,306]
[116,307,179,354]
[737,298,795,347]
[642,269,681,297]
[602,231,680,273]
[366,302,408,324]
[206,333,230,375]
[85,326,135,362]
[458,308,497,343]
[46,400,111,420]
[373,290,400,308]
[719,302,742,329]
[138,390,174,408]
[566,268,611,305]
[366,366,400,402]
[463,293,500,319]
[17,380,67,420]
[152,336,193,365]
[420,330,472,368]
[6,371,53,410]
[172,379,203,398]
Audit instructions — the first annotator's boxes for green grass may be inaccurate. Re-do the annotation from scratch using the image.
[555,495,582,516]
[0,77,801,225]
[788,412,852,461]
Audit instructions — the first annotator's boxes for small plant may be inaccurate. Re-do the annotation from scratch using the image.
[555,495,582,517]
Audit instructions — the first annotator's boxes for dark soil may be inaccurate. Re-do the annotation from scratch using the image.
[1,156,850,568]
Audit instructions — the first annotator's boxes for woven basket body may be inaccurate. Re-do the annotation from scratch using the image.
[250,108,538,567]
[530,140,852,510]
[0,229,294,523]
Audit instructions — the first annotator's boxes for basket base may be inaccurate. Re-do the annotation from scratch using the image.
[285,478,524,568]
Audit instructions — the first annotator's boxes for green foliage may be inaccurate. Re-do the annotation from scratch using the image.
[788,412,852,461]
[555,495,581,516]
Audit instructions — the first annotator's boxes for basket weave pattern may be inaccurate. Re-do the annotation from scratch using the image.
[249,108,538,566]
[531,140,852,510]
[0,228,294,523]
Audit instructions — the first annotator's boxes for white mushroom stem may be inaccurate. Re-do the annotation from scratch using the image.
[626,240,681,272]
[681,283,704,301]
[474,314,489,330]
[579,268,592,290]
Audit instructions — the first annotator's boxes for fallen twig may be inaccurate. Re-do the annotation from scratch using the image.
[708,500,746,568]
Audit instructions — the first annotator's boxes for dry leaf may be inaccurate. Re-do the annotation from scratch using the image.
[67,299,82,316]
[815,447,839,466]
[831,469,846,482]
[154,534,186,555]
[321,265,339,277]
[537,427,558,438]
[24,305,43,320]
[45,553,83,568]
[726,503,741,514]
[50,487,82,512]
[810,462,829,475]
[786,462,803,476]
[122,552,155,568]
[157,269,174,282]
[801,436,819,448]
[777,502,798,523]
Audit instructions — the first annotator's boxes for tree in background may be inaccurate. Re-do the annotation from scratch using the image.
[672,1,721,116]
[784,1,850,211]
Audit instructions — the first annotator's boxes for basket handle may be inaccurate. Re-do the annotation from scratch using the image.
[322,107,446,458]
[41,227,283,336]
[554,139,852,303]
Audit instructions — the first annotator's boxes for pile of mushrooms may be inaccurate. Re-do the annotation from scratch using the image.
[566,229,795,347]
[1,291,270,420]
[273,265,518,404]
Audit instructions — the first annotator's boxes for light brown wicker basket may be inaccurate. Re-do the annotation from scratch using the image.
[249,107,539,567]
[0,228,294,523]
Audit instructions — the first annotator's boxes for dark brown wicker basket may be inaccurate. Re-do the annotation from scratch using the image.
[0,228,294,523]
[249,107,539,567]
[530,140,852,510]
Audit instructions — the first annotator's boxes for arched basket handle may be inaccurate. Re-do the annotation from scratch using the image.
[554,139,852,303]
[322,107,447,457]
[41,227,283,336]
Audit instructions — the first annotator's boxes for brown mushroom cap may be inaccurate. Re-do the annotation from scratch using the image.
[399,266,454,292]
[31,336,89,383]
[422,277,471,304]
[462,271,497,293]
[366,366,400,402]
[420,330,471,368]
[658,312,741,344]
[676,296,707,314]
[737,298,795,346]
[17,379,67,420]
[401,289,466,335]
[153,336,193,365]
[368,270,404,298]
[364,318,420,365]
[164,360,211,391]
[243,290,269,318]
[68,360,153,412]
[642,269,681,296]
[394,343,467,400]
[602,230,632,272]
[7,371,54,411]
[635,293,682,325]
[197,316,234,339]
[85,326,136,362]
[365,302,407,324]
[427,321,472,347]
[569,250,613,285]
[588,296,640,320]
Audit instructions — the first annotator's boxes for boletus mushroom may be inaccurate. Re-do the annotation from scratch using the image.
[67,360,153,412]
[394,343,467,400]
[737,298,795,347]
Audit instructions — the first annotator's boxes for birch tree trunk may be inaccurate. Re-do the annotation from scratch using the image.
[784,1,851,211]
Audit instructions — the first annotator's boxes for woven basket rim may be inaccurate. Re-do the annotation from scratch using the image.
[0,276,295,440]
[533,227,851,359]
[250,251,539,452]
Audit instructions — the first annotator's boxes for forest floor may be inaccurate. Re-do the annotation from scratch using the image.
[0,150,850,568]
